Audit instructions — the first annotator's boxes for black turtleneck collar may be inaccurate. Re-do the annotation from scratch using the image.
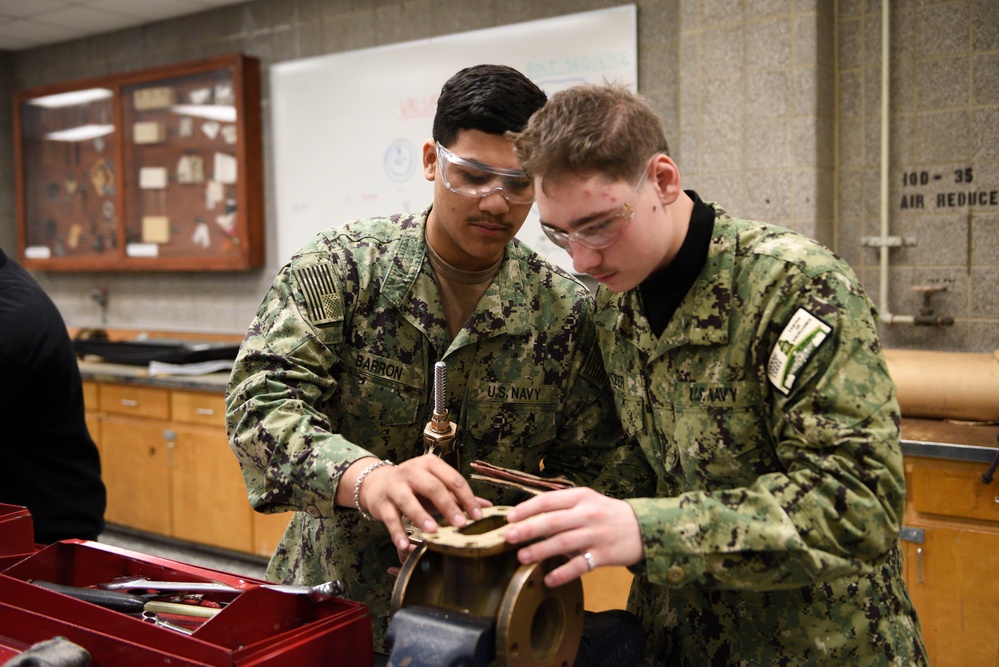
[638,190,715,337]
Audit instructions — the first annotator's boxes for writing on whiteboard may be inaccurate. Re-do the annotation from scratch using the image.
[270,5,638,270]
[398,95,438,121]
[526,52,632,79]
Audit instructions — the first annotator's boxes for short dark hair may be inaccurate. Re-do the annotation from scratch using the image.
[432,64,547,147]
[513,83,670,189]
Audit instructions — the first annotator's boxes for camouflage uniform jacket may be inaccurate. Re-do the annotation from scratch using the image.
[225,208,626,651]
[598,206,926,665]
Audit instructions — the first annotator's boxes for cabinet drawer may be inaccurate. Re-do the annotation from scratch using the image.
[171,391,226,427]
[908,457,999,522]
[99,384,170,420]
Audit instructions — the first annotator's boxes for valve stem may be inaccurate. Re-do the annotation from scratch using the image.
[424,361,458,468]
[433,361,447,420]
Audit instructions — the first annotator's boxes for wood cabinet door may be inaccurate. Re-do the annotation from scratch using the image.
[169,424,252,553]
[252,510,292,558]
[100,415,171,535]
[581,566,634,612]
[903,523,999,667]
[85,413,101,457]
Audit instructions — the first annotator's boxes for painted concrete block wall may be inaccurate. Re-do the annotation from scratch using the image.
[0,0,996,353]
[836,0,999,352]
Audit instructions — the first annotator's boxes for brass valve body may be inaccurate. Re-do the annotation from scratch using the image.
[391,506,583,667]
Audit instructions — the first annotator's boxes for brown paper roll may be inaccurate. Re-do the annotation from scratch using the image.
[884,349,999,422]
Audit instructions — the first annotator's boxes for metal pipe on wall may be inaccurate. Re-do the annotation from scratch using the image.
[877,1,915,326]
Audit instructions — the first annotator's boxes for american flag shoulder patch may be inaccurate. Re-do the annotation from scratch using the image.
[292,263,343,326]
[578,339,606,387]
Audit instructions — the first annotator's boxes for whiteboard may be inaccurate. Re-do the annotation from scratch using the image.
[270,5,637,272]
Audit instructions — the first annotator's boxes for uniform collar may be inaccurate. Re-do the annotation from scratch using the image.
[381,207,534,351]
[598,204,735,357]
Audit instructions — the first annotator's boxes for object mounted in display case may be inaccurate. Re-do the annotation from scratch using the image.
[13,53,263,271]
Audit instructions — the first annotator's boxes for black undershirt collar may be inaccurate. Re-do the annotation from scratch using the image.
[638,190,715,337]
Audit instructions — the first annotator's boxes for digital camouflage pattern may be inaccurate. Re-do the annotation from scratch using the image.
[599,205,927,665]
[225,208,628,651]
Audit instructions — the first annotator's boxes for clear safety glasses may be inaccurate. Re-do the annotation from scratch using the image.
[540,162,651,252]
[435,142,535,205]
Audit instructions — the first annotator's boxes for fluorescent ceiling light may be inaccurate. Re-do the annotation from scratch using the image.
[170,104,237,123]
[30,88,113,108]
[45,124,115,142]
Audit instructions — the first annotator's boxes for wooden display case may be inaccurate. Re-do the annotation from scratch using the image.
[14,53,263,271]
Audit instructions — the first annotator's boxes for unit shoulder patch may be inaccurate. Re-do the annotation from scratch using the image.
[767,308,831,395]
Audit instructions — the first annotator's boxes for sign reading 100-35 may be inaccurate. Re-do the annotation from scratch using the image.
[899,166,998,210]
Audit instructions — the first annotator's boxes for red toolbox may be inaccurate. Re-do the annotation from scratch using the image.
[0,539,373,666]
[0,503,37,568]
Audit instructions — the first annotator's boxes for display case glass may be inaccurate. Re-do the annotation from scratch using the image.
[14,54,263,271]
[18,86,119,265]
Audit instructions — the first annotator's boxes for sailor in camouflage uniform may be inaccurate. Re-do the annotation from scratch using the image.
[504,83,927,665]
[225,66,628,653]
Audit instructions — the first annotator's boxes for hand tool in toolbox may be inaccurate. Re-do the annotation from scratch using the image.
[30,579,223,619]
[143,610,196,635]
[99,575,347,601]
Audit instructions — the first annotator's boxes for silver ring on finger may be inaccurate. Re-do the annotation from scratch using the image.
[583,551,596,572]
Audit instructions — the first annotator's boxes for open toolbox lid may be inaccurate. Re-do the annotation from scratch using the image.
[0,540,373,666]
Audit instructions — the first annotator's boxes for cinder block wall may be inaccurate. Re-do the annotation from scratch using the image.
[834,0,999,352]
[0,0,996,353]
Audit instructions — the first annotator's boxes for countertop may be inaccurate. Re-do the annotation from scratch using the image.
[78,359,999,464]
[900,417,999,464]
[78,359,231,393]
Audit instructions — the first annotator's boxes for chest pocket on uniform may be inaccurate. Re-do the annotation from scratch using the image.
[339,348,423,426]
[611,377,679,479]
[464,383,556,467]
[609,372,645,437]
[672,380,771,488]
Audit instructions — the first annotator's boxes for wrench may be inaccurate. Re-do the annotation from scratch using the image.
[101,576,346,601]
[142,610,195,635]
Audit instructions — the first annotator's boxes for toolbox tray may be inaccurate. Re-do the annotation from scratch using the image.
[73,339,241,366]
[0,540,373,666]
